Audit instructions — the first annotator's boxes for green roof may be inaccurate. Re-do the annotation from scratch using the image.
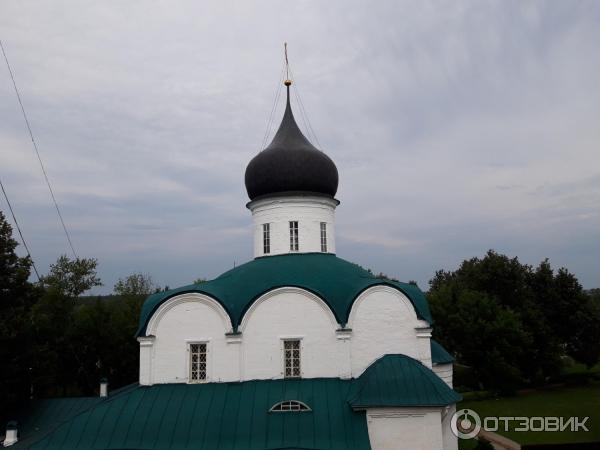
[136,253,432,336]
[10,397,104,450]
[348,355,461,408]
[19,379,371,450]
[430,339,455,364]
[13,355,461,449]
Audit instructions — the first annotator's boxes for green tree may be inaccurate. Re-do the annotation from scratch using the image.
[0,211,39,420]
[41,255,102,297]
[114,273,155,296]
[37,273,153,396]
[30,255,102,396]
[568,293,600,368]
[429,287,529,393]
[103,273,157,387]
[428,250,599,392]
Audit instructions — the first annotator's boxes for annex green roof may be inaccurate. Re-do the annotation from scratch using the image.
[10,397,104,450]
[430,339,455,365]
[136,253,432,336]
[348,354,461,408]
[12,354,461,449]
[17,379,371,450]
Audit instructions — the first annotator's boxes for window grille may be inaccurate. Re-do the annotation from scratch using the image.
[269,400,312,412]
[289,221,299,251]
[263,223,270,254]
[320,222,327,252]
[284,339,301,378]
[189,343,207,382]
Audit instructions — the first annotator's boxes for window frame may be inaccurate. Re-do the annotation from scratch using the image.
[262,223,271,254]
[320,222,327,253]
[187,341,209,383]
[289,221,299,252]
[269,400,312,412]
[282,338,302,378]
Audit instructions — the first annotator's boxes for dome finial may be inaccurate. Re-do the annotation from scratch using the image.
[284,42,292,86]
[244,46,339,201]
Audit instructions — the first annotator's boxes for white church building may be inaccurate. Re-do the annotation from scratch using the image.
[4,80,460,450]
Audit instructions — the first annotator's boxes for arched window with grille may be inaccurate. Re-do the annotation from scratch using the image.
[269,400,312,412]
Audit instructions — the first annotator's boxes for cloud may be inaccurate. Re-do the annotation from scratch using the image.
[1,0,599,292]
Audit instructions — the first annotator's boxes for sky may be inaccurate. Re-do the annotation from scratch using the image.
[1,0,599,294]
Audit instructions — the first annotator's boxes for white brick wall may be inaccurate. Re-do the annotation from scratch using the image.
[366,408,445,450]
[347,285,430,376]
[247,195,338,257]
[140,286,432,384]
[433,363,454,388]
[139,286,457,450]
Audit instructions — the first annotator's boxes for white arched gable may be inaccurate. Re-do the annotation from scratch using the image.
[239,287,340,333]
[348,285,422,377]
[347,285,418,329]
[146,292,234,336]
[145,292,239,384]
[239,286,344,380]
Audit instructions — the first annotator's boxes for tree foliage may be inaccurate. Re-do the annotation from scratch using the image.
[30,255,103,397]
[114,273,156,297]
[3,204,599,417]
[0,212,169,418]
[41,255,102,298]
[429,250,600,393]
[0,212,38,421]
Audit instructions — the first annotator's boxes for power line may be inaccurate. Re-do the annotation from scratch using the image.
[0,177,41,281]
[260,61,286,151]
[288,65,323,150]
[1,38,78,259]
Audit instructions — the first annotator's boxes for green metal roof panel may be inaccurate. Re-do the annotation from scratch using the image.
[9,397,105,449]
[348,354,462,408]
[430,339,455,364]
[24,379,371,450]
[136,253,432,336]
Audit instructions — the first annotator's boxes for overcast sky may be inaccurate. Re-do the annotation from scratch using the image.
[1,0,599,294]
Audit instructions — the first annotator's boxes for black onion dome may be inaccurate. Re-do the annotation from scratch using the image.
[245,86,339,201]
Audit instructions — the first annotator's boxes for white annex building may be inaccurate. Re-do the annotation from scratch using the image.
[4,79,460,450]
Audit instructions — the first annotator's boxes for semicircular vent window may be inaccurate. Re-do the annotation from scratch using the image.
[269,400,312,412]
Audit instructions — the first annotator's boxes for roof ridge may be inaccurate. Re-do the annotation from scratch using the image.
[136,256,433,337]
[12,386,139,449]
[348,354,461,408]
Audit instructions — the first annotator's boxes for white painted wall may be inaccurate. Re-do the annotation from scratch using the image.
[247,195,338,257]
[140,287,445,385]
[142,293,238,384]
[365,408,444,450]
[348,286,430,377]
[433,363,454,388]
[139,287,457,449]
[442,405,459,450]
[239,287,345,379]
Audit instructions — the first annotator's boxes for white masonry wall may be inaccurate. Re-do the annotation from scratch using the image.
[433,363,454,388]
[142,293,239,384]
[247,194,338,257]
[365,407,445,450]
[442,405,459,450]
[139,286,433,384]
[239,287,346,379]
[347,285,431,377]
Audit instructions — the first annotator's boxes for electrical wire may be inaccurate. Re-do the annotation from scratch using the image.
[288,65,323,150]
[0,38,78,259]
[0,177,41,281]
[260,61,286,151]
